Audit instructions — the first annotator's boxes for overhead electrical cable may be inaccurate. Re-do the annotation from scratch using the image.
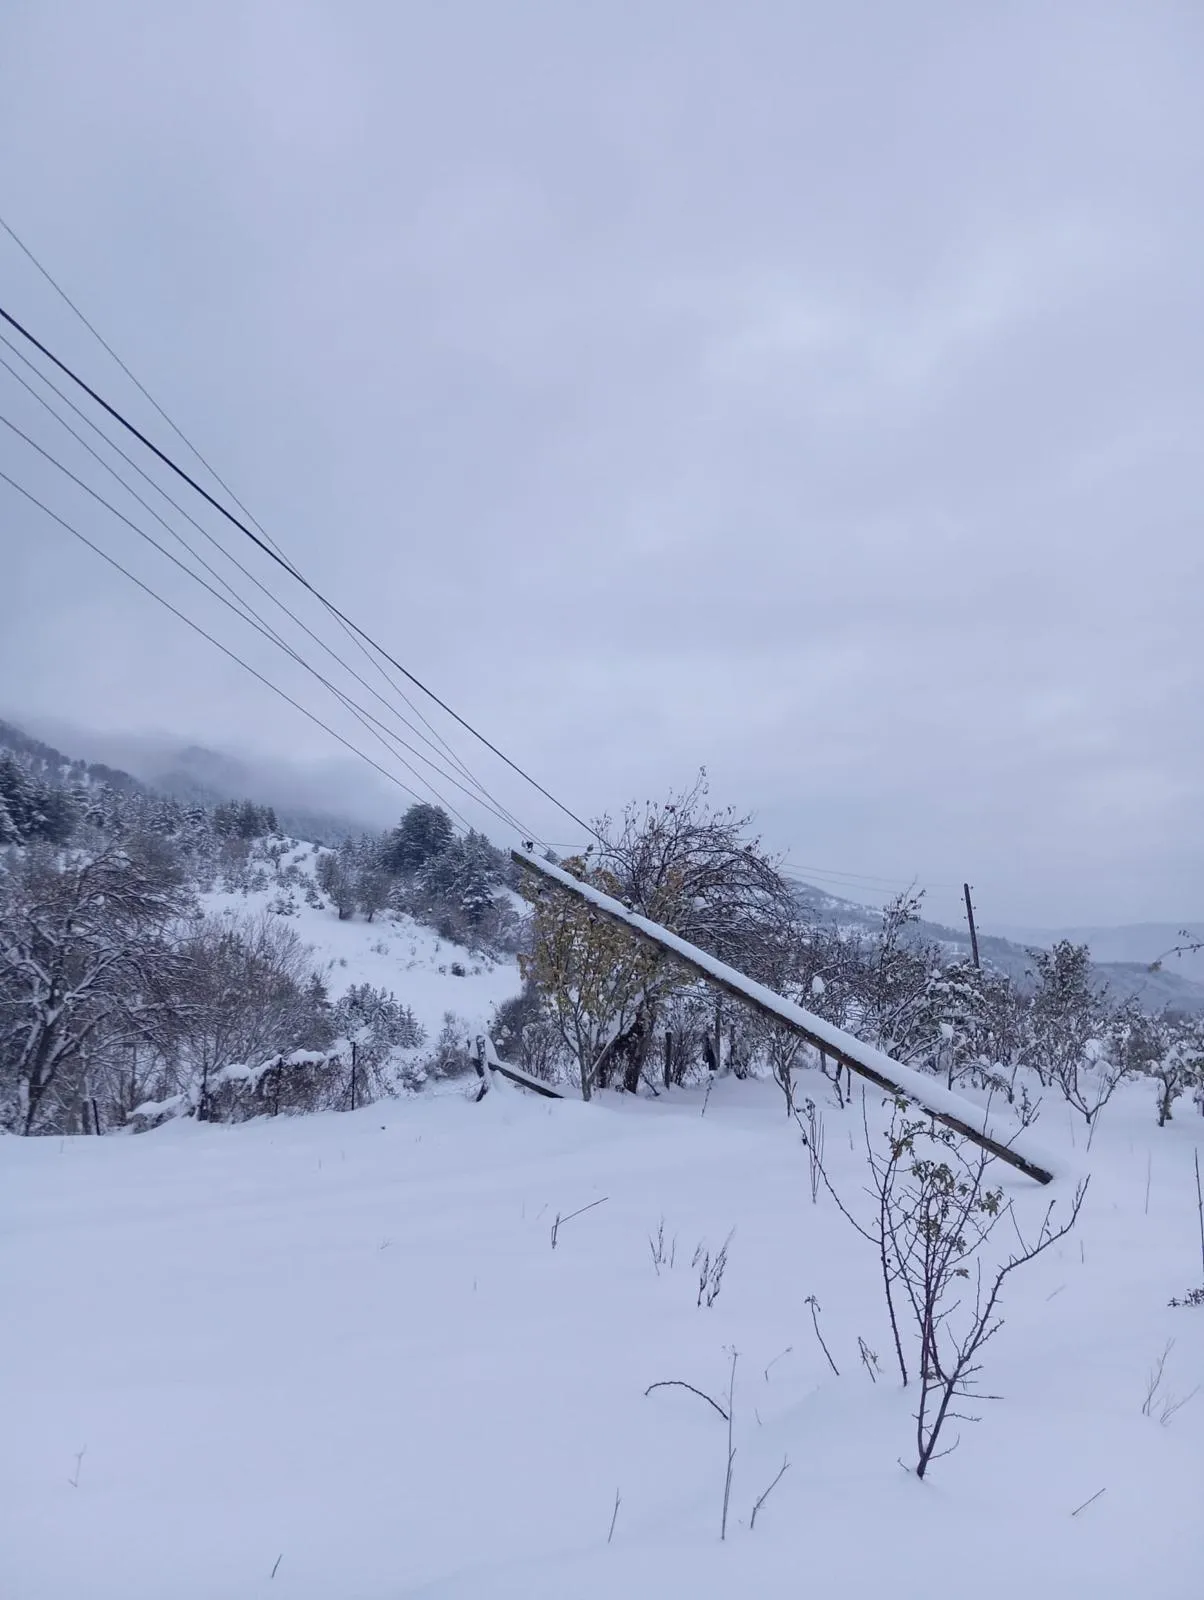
[0,292,596,845]
[0,467,475,817]
[0,328,519,809]
[0,413,535,838]
[0,341,532,837]
[0,213,475,783]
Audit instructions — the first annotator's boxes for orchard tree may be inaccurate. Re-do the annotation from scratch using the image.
[520,857,663,1100]
[1022,941,1130,1123]
[522,775,796,1095]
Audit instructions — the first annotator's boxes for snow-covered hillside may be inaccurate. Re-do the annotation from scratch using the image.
[203,838,521,1051]
[2,1072,1200,1598]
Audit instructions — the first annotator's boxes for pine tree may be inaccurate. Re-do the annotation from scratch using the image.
[31,781,78,845]
[0,791,18,846]
[457,830,500,927]
[384,803,454,876]
[0,754,35,841]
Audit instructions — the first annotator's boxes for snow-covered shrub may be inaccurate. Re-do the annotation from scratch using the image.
[1020,942,1133,1124]
[822,1097,1088,1479]
[425,1013,473,1080]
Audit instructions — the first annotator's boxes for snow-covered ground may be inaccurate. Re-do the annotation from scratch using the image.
[2,1072,1201,1598]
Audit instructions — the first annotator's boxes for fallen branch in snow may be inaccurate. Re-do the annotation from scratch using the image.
[270,1555,283,1579]
[749,1455,790,1530]
[68,1446,86,1489]
[643,1379,728,1423]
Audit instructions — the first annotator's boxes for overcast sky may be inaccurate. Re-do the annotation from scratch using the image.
[1,1,1201,928]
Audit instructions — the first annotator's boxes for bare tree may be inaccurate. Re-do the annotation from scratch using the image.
[0,841,192,1134]
[151,912,332,1119]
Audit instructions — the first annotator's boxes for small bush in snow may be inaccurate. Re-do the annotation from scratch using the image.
[693,1232,733,1308]
[822,1095,1088,1479]
[425,1013,473,1079]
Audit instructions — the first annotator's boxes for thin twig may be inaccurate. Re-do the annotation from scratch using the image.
[763,1346,792,1383]
[806,1295,840,1376]
[720,1349,738,1541]
[750,1455,790,1530]
[270,1554,283,1579]
[857,1336,880,1382]
[1159,1385,1199,1426]
[1142,1338,1175,1417]
[68,1446,86,1489]
[559,1195,609,1227]
[643,1379,729,1422]
[607,1488,621,1544]
[550,1195,608,1248]
[1195,1149,1204,1280]
[1070,1487,1106,1518]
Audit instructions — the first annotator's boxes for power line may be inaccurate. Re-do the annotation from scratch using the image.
[0,325,516,810]
[781,858,958,892]
[0,340,533,837]
[0,467,458,816]
[0,215,488,799]
[0,409,539,840]
[0,296,598,845]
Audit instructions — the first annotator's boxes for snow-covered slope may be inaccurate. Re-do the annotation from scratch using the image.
[202,840,522,1049]
[2,1074,1199,1598]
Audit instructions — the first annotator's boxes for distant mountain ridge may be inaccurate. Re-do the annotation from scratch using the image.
[0,720,377,845]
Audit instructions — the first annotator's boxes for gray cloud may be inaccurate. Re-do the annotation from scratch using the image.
[2,0,1201,926]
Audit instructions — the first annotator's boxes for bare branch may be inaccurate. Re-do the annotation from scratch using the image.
[749,1455,790,1530]
[643,1379,728,1423]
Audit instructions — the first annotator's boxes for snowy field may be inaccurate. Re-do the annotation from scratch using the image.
[2,1074,1201,1598]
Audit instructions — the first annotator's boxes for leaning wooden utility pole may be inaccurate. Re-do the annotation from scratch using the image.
[513,850,1054,1186]
[963,882,981,970]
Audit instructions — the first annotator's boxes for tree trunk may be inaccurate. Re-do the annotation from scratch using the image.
[619,1004,654,1095]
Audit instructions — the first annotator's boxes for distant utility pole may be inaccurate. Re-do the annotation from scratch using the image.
[963,883,981,969]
